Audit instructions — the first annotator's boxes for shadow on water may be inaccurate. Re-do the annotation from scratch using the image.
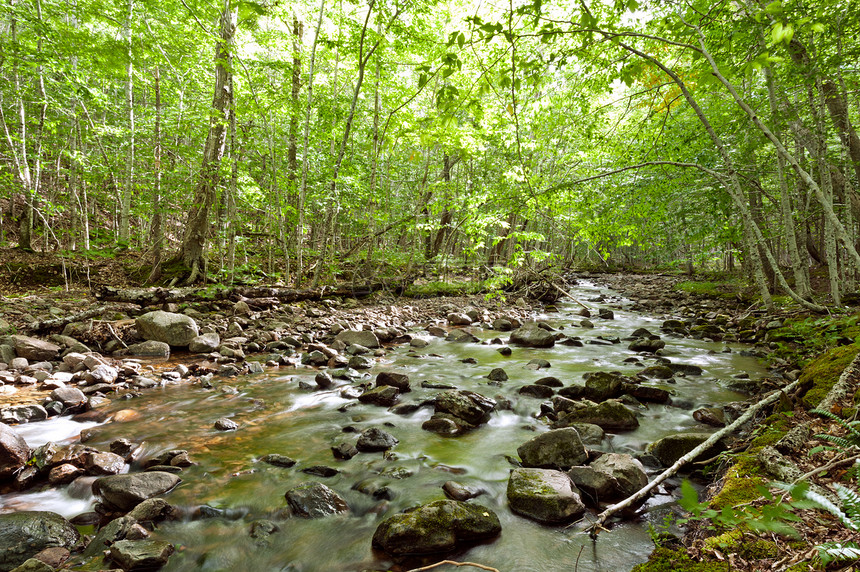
[1,280,765,571]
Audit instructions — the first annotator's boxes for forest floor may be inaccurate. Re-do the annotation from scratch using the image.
[1,249,859,572]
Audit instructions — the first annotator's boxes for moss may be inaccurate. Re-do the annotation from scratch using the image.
[632,547,732,572]
[738,538,781,560]
[799,343,860,409]
[702,529,742,551]
[709,458,765,510]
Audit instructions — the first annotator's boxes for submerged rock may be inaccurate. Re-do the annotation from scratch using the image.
[507,468,585,524]
[372,500,501,556]
[433,390,495,426]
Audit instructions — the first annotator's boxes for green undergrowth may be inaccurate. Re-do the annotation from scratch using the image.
[798,343,860,409]
[768,313,860,367]
[403,280,487,298]
[632,547,732,572]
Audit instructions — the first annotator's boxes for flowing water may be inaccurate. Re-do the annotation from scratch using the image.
[0,280,766,571]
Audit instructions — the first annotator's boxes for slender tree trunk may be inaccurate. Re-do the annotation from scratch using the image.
[147,66,163,283]
[177,0,237,283]
[120,0,134,244]
[297,0,325,287]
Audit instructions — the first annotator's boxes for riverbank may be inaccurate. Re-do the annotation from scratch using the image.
[0,270,857,571]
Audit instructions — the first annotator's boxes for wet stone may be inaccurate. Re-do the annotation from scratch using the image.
[301,465,339,478]
[261,454,296,468]
[331,443,358,460]
[356,427,399,452]
[214,418,239,431]
[285,483,349,518]
[108,539,174,571]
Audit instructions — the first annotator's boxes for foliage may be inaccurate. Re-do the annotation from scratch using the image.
[789,478,860,566]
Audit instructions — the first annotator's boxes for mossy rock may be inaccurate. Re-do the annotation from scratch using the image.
[799,343,860,408]
[709,458,765,510]
[631,547,732,572]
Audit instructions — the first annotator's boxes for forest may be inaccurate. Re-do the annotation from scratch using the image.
[0,0,856,305]
[1,0,860,571]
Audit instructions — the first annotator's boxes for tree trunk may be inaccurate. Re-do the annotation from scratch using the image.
[120,0,134,245]
[147,66,163,284]
[177,0,237,284]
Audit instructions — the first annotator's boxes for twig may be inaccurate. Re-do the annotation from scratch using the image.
[586,376,804,538]
[106,323,128,349]
[407,560,501,572]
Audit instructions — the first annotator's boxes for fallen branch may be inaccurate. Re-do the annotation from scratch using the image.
[28,303,141,333]
[586,375,804,538]
[551,282,590,309]
[407,560,500,572]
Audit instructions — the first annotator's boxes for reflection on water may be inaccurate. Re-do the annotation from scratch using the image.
[0,280,766,571]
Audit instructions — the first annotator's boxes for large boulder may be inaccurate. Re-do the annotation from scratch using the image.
[517,428,588,470]
[507,468,585,524]
[334,330,380,349]
[648,432,725,466]
[0,422,30,480]
[134,311,199,347]
[583,371,627,401]
[433,390,496,426]
[552,400,639,431]
[285,483,349,517]
[7,336,60,362]
[93,472,182,511]
[372,500,501,556]
[509,324,555,348]
[589,453,648,499]
[0,512,79,572]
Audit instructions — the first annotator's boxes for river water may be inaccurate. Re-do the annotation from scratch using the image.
[0,280,765,571]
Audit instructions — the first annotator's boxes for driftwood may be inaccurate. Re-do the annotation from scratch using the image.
[585,375,804,538]
[28,303,142,333]
[94,279,413,307]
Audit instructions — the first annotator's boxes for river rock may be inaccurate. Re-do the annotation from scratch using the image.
[0,423,30,480]
[507,468,585,524]
[638,365,673,379]
[583,371,627,401]
[446,329,478,343]
[108,539,174,571]
[84,451,125,475]
[628,338,666,353]
[567,466,619,504]
[214,418,238,431]
[517,428,588,469]
[335,330,380,349]
[356,427,399,452]
[434,390,495,425]
[1,405,48,425]
[589,453,648,499]
[127,498,177,523]
[125,341,171,358]
[648,432,725,466]
[358,385,399,407]
[6,336,60,362]
[552,400,639,431]
[519,384,555,399]
[0,512,80,572]
[376,371,410,393]
[93,472,182,511]
[81,515,138,558]
[372,500,501,556]
[447,313,472,326]
[510,324,555,348]
[693,407,726,427]
[442,481,483,501]
[187,333,220,354]
[135,311,199,347]
[285,483,349,517]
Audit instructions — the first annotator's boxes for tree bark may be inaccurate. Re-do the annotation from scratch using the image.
[177,0,237,284]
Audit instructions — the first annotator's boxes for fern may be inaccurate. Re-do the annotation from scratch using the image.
[835,484,860,530]
[810,409,860,447]
[816,541,860,566]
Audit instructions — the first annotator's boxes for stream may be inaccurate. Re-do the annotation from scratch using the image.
[0,280,766,571]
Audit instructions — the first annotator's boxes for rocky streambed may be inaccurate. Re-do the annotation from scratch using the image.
[0,276,782,571]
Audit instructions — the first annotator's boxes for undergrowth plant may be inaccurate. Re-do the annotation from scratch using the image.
[787,476,860,566]
[809,409,860,479]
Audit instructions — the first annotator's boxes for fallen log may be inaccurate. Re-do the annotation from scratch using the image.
[585,375,804,538]
[94,279,414,306]
[28,303,142,333]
